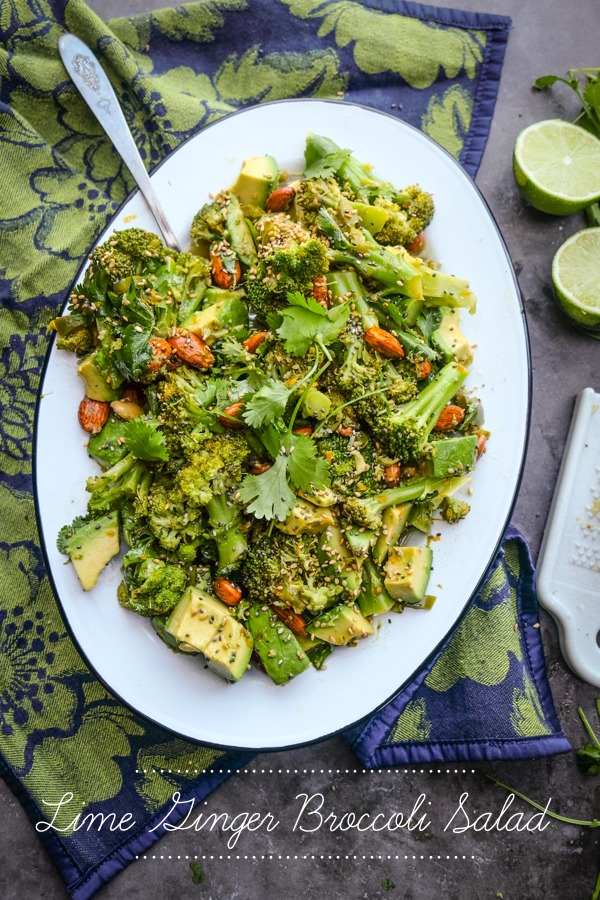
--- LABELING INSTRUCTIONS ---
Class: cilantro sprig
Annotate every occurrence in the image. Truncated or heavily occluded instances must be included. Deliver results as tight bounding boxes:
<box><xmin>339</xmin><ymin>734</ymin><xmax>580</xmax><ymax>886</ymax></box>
<box><xmin>275</xmin><ymin>291</ymin><xmax>350</xmax><ymax>356</ymax></box>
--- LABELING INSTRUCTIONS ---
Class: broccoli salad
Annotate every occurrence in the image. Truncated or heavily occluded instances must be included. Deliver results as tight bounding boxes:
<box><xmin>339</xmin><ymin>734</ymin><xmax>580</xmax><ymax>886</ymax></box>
<box><xmin>54</xmin><ymin>133</ymin><xmax>486</xmax><ymax>686</ymax></box>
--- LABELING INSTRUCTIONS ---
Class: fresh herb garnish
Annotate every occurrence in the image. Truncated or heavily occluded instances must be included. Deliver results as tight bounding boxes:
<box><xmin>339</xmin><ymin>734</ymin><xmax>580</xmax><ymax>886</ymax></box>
<box><xmin>534</xmin><ymin>68</ymin><xmax>600</xmax><ymax>137</ymax></box>
<box><xmin>276</xmin><ymin>291</ymin><xmax>350</xmax><ymax>356</ymax></box>
<box><xmin>122</xmin><ymin>417</ymin><xmax>169</xmax><ymax>462</ymax></box>
<box><xmin>189</xmin><ymin>860</ymin><xmax>205</xmax><ymax>884</ymax></box>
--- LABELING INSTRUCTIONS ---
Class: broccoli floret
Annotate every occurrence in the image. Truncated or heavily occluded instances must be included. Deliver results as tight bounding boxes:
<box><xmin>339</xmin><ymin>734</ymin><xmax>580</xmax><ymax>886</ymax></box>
<box><xmin>373</xmin><ymin>189</ymin><xmax>434</xmax><ymax>248</ymax></box>
<box><xmin>245</xmin><ymin>237</ymin><xmax>330</xmax><ymax>316</ymax></box>
<box><xmin>440</xmin><ymin>495</ymin><xmax>471</xmax><ymax>524</ymax></box>
<box><xmin>241</xmin><ymin>530</ymin><xmax>341</xmax><ymax>613</ymax></box>
<box><xmin>174</xmin><ymin>433</ymin><xmax>250</xmax><ymax>506</ymax></box>
<box><xmin>317</xmin><ymin>208</ymin><xmax>423</xmax><ymax>300</ymax></box>
<box><xmin>342</xmin><ymin>475</ymin><xmax>449</xmax><ymax>532</ymax></box>
<box><xmin>56</xmin><ymin>327</ymin><xmax>95</xmax><ymax>356</ymax></box>
<box><xmin>118</xmin><ymin>553</ymin><xmax>187</xmax><ymax>616</ymax></box>
<box><xmin>143</xmin><ymin>478</ymin><xmax>205</xmax><ymax>555</ymax></box>
<box><xmin>86</xmin><ymin>453</ymin><xmax>152</xmax><ymax>513</ymax></box>
<box><xmin>190</xmin><ymin>198</ymin><xmax>227</xmax><ymax>244</ymax></box>
<box><xmin>154</xmin><ymin>368</ymin><xmax>228</xmax><ymax>438</ymax></box>
<box><xmin>294</xmin><ymin>177</ymin><xmax>359</xmax><ymax>230</ymax></box>
<box><xmin>372</xmin><ymin>361</ymin><xmax>469</xmax><ymax>463</ymax></box>
<box><xmin>89</xmin><ymin>228</ymin><xmax>168</xmax><ymax>284</ymax></box>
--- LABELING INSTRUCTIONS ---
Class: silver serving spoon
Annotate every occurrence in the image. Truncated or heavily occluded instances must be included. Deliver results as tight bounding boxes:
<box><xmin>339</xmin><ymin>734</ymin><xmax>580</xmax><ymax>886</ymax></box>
<box><xmin>58</xmin><ymin>33</ymin><xmax>181</xmax><ymax>251</ymax></box>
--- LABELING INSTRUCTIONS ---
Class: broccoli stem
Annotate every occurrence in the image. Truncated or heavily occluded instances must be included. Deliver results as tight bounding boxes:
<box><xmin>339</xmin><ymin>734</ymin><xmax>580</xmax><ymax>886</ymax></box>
<box><xmin>86</xmin><ymin>453</ymin><xmax>151</xmax><ymax>512</ymax></box>
<box><xmin>205</xmin><ymin>492</ymin><xmax>248</xmax><ymax>572</ymax></box>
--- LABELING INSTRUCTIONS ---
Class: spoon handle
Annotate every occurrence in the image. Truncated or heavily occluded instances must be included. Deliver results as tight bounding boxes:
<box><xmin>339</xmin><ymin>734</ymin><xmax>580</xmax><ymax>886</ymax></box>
<box><xmin>58</xmin><ymin>33</ymin><xmax>181</xmax><ymax>251</ymax></box>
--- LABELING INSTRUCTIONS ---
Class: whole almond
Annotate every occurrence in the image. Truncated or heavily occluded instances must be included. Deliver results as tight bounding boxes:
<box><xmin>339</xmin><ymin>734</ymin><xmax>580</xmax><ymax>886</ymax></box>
<box><xmin>364</xmin><ymin>326</ymin><xmax>405</xmax><ymax>359</ymax></box>
<box><xmin>213</xmin><ymin>578</ymin><xmax>243</xmax><ymax>606</ymax></box>
<box><xmin>266</xmin><ymin>185</ymin><xmax>296</xmax><ymax>212</ymax></box>
<box><xmin>433</xmin><ymin>404</ymin><xmax>466</xmax><ymax>432</ymax></box>
<box><xmin>211</xmin><ymin>250</ymin><xmax>241</xmax><ymax>289</ymax></box>
<box><xmin>147</xmin><ymin>337</ymin><xmax>172</xmax><ymax>372</ymax></box>
<box><xmin>242</xmin><ymin>331</ymin><xmax>269</xmax><ymax>353</ymax></box>
<box><xmin>78</xmin><ymin>397</ymin><xmax>109</xmax><ymax>434</ymax></box>
<box><xmin>312</xmin><ymin>275</ymin><xmax>330</xmax><ymax>308</ymax></box>
<box><xmin>168</xmin><ymin>330</ymin><xmax>215</xmax><ymax>369</ymax></box>
<box><xmin>272</xmin><ymin>605</ymin><xmax>308</xmax><ymax>638</ymax></box>
<box><xmin>384</xmin><ymin>462</ymin><xmax>401</xmax><ymax>487</ymax></box>
<box><xmin>219</xmin><ymin>401</ymin><xmax>245</xmax><ymax>429</ymax></box>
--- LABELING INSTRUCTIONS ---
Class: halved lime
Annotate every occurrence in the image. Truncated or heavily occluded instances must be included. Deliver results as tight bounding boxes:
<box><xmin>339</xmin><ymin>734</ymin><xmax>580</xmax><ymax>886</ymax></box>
<box><xmin>552</xmin><ymin>227</ymin><xmax>600</xmax><ymax>335</ymax></box>
<box><xmin>513</xmin><ymin>120</ymin><xmax>600</xmax><ymax>215</ymax></box>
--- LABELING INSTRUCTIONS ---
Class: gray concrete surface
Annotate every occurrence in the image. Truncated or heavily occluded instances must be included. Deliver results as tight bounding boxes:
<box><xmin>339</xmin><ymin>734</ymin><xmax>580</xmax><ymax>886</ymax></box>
<box><xmin>1</xmin><ymin>0</ymin><xmax>599</xmax><ymax>897</ymax></box>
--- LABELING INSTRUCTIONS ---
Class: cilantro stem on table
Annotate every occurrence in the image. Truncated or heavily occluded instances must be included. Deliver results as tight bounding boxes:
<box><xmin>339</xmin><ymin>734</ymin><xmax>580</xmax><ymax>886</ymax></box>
<box><xmin>485</xmin><ymin>775</ymin><xmax>600</xmax><ymax>827</ymax></box>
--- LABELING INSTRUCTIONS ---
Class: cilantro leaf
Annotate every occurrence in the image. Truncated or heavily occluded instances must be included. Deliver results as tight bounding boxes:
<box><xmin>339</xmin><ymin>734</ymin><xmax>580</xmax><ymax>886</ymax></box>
<box><xmin>304</xmin><ymin>149</ymin><xmax>351</xmax><ymax>179</ymax></box>
<box><xmin>112</xmin><ymin>324</ymin><xmax>153</xmax><ymax>380</ymax></box>
<box><xmin>287</xmin><ymin>434</ymin><xmax>330</xmax><ymax>492</ymax></box>
<box><xmin>242</xmin><ymin>379</ymin><xmax>292</xmax><ymax>428</ymax></box>
<box><xmin>277</xmin><ymin>295</ymin><xmax>350</xmax><ymax>356</ymax></box>
<box><xmin>123</xmin><ymin>417</ymin><xmax>169</xmax><ymax>462</ymax></box>
<box><xmin>189</xmin><ymin>860</ymin><xmax>205</xmax><ymax>885</ymax></box>
<box><xmin>238</xmin><ymin>455</ymin><xmax>296</xmax><ymax>521</ymax></box>
<box><xmin>286</xmin><ymin>290</ymin><xmax>329</xmax><ymax>317</ymax></box>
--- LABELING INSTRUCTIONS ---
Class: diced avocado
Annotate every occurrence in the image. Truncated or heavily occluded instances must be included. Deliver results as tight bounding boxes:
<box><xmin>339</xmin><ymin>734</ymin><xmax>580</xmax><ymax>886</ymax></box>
<box><xmin>407</xmin><ymin>502</ymin><xmax>434</xmax><ymax>534</ymax></box>
<box><xmin>353</xmin><ymin>201</ymin><xmax>389</xmax><ymax>236</ymax></box>
<box><xmin>245</xmin><ymin>603</ymin><xmax>310</xmax><ymax>684</ymax></box>
<box><xmin>276</xmin><ymin>499</ymin><xmax>335</xmax><ymax>535</ymax></box>
<box><xmin>357</xmin><ymin>558</ymin><xmax>394</xmax><ymax>617</ymax></box>
<box><xmin>297</xmin><ymin>486</ymin><xmax>338</xmax><ymax>508</ymax></box>
<box><xmin>63</xmin><ymin>511</ymin><xmax>120</xmax><ymax>591</ymax></box>
<box><xmin>165</xmin><ymin>586</ymin><xmax>229</xmax><ymax>652</ymax></box>
<box><xmin>151</xmin><ymin>616</ymin><xmax>192</xmax><ymax>653</ymax></box>
<box><xmin>429</xmin><ymin>435</ymin><xmax>477</xmax><ymax>477</ymax></box>
<box><xmin>372</xmin><ymin>504</ymin><xmax>412</xmax><ymax>565</ymax></box>
<box><xmin>224</xmin><ymin>193</ymin><xmax>257</xmax><ymax>266</ymax></box>
<box><xmin>230</xmin><ymin>155</ymin><xmax>279</xmax><ymax>208</ymax></box>
<box><xmin>87</xmin><ymin>414</ymin><xmax>129</xmax><ymax>469</ymax></box>
<box><xmin>181</xmin><ymin>291</ymin><xmax>248</xmax><ymax>343</ymax></box>
<box><xmin>202</xmin><ymin>613</ymin><xmax>254</xmax><ymax>682</ymax></box>
<box><xmin>77</xmin><ymin>350</ymin><xmax>120</xmax><ymax>402</ymax></box>
<box><xmin>317</xmin><ymin>525</ymin><xmax>362</xmax><ymax>597</ymax></box>
<box><xmin>306</xmin><ymin>603</ymin><xmax>375</xmax><ymax>646</ymax></box>
<box><xmin>305</xmin><ymin>641</ymin><xmax>332</xmax><ymax>670</ymax></box>
<box><xmin>384</xmin><ymin>546</ymin><xmax>433</xmax><ymax>605</ymax></box>
<box><xmin>431</xmin><ymin>308</ymin><xmax>473</xmax><ymax>365</ymax></box>
<box><xmin>345</xmin><ymin>525</ymin><xmax>376</xmax><ymax>559</ymax></box>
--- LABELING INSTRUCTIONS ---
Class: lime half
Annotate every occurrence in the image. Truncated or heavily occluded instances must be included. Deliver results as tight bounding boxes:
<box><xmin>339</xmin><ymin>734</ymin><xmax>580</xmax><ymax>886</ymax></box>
<box><xmin>552</xmin><ymin>227</ymin><xmax>600</xmax><ymax>335</ymax></box>
<box><xmin>513</xmin><ymin>120</ymin><xmax>600</xmax><ymax>215</ymax></box>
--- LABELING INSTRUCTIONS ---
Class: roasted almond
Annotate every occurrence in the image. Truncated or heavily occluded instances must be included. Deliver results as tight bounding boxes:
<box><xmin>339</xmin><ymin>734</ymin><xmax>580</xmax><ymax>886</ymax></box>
<box><xmin>168</xmin><ymin>330</ymin><xmax>215</xmax><ymax>369</ymax></box>
<box><xmin>266</xmin><ymin>185</ymin><xmax>296</xmax><ymax>212</ymax></box>
<box><xmin>147</xmin><ymin>337</ymin><xmax>172</xmax><ymax>372</ymax></box>
<box><xmin>242</xmin><ymin>331</ymin><xmax>269</xmax><ymax>353</ymax></box>
<box><xmin>407</xmin><ymin>231</ymin><xmax>425</xmax><ymax>256</ymax></box>
<box><xmin>78</xmin><ymin>397</ymin><xmax>109</xmax><ymax>434</ymax></box>
<box><xmin>273</xmin><ymin>605</ymin><xmax>308</xmax><ymax>638</ymax></box>
<box><xmin>248</xmin><ymin>461</ymin><xmax>271</xmax><ymax>475</ymax></box>
<box><xmin>219</xmin><ymin>401</ymin><xmax>245</xmax><ymax>429</ymax></box>
<box><xmin>433</xmin><ymin>404</ymin><xmax>466</xmax><ymax>432</ymax></box>
<box><xmin>476</xmin><ymin>433</ymin><xmax>487</xmax><ymax>459</ymax></box>
<box><xmin>312</xmin><ymin>275</ymin><xmax>330</xmax><ymax>308</ymax></box>
<box><xmin>415</xmin><ymin>358</ymin><xmax>431</xmax><ymax>380</ymax></box>
<box><xmin>384</xmin><ymin>462</ymin><xmax>401</xmax><ymax>487</ymax></box>
<box><xmin>210</xmin><ymin>250</ymin><xmax>241</xmax><ymax>289</ymax></box>
<box><xmin>364</xmin><ymin>326</ymin><xmax>405</xmax><ymax>359</ymax></box>
<box><xmin>213</xmin><ymin>578</ymin><xmax>243</xmax><ymax>606</ymax></box>
<box><xmin>120</xmin><ymin>384</ymin><xmax>145</xmax><ymax>405</ymax></box>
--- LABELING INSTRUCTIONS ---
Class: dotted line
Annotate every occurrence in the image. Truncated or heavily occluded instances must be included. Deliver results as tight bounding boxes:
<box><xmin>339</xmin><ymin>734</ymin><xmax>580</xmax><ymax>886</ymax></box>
<box><xmin>135</xmin><ymin>768</ymin><xmax>477</xmax><ymax>776</ymax></box>
<box><xmin>136</xmin><ymin>854</ymin><xmax>477</xmax><ymax>861</ymax></box>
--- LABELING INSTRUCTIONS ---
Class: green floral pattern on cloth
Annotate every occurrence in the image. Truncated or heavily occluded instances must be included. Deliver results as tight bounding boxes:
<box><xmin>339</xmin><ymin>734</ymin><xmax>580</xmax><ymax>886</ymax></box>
<box><xmin>0</xmin><ymin>1</ymin><xmax>531</xmax><ymax>896</ymax></box>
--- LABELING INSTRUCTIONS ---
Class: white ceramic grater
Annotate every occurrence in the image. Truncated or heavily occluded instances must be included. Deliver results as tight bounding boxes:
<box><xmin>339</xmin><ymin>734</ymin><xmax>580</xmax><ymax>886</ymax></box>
<box><xmin>537</xmin><ymin>387</ymin><xmax>600</xmax><ymax>688</ymax></box>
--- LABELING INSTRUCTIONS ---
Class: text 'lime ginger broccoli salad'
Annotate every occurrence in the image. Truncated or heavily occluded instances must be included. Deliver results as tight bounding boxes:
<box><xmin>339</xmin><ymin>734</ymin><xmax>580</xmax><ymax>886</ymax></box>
<box><xmin>53</xmin><ymin>133</ymin><xmax>486</xmax><ymax>686</ymax></box>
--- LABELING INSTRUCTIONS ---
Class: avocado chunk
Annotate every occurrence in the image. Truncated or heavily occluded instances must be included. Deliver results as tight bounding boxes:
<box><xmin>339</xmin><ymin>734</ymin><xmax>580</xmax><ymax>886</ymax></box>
<box><xmin>372</xmin><ymin>504</ymin><xmax>412</xmax><ymax>565</ymax></box>
<box><xmin>276</xmin><ymin>499</ymin><xmax>336</xmax><ymax>535</ymax></box>
<box><xmin>224</xmin><ymin>193</ymin><xmax>257</xmax><ymax>266</ymax></box>
<box><xmin>431</xmin><ymin>308</ymin><xmax>473</xmax><ymax>365</ymax></box>
<box><xmin>77</xmin><ymin>350</ymin><xmax>120</xmax><ymax>402</ymax></box>
<box><xmin>202</xmin><ymin>613</ymin><xmax>254</xmax><ymax>682</ymax></box>
<box><xmin>151</xmin><ymin>616</ymin><xmax>192</xmax><ymax>654</ymax></box>
<box><xmin>384</xmin><ymin>546</ymin><xmax>433</xmax><ymax>605</ymax></box>
<box><xmin>61</xmin><ymin>511</ymin><xmax>120</xmax><ymax>591</ymax></box>
<box><xmin>245</xmin><ymin>603</ymin><xmax>310</xmax><ymax>685</ymax></box>
<box><xmin>306</xmin><ymin>603</ymin><xmax>375</xmax><ymax>646</ymax></box>
<box><xmin>87</xmin><ymin>414</ymin><xmax>129</xmax><ymax>469</ymax></box>
<box><xmin>429</xmin><ymin>435</ymin><xmax>477</xmax><ymax>477</ymax></box>
<box><xmin>317</xmin><ymin>525</ymin><xmax>362</xmax><ymax>597</ymax></box>
<box><xmin>230</xmin><ymin>155</ymin><xmax>279</xmax><ymax>208</ymax></box>
<box><xmin>165</xmin><ymin>586</ymin><xmax>229</xmax><ymax>652</ymax></box>
<box><xmin>181</xmin><ymin>290</ymin><xmax>248</xmax><ymax>343</ymax></box>
<box><xmin>344</xmin><ymin>525</ymin><xmax>376</xmax><ymax>559</ymax></box>
<box><xmin>357</xmin><ymin>558</ymin><xmax>394</xmax><ymax>617</ymax></box>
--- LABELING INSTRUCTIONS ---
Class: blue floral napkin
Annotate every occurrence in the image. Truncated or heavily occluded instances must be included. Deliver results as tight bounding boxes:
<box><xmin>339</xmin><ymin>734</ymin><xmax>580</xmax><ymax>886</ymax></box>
<box><xmin>0</xmin><ymin>1</ymin><xmax>568</xmax><ymax>898</ymax></box>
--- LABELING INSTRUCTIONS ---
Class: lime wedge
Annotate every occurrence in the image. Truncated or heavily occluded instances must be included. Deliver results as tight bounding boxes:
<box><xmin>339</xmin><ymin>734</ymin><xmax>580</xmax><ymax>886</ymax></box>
<box><xmin>513</xmin><ymin>120</ymin><xmax>600</xmax><ymax>215</ymax></box>
<box><xmin>552</xmin><ymin>227</ymin><xmax>600</xmax><ymax>335</ymax></box>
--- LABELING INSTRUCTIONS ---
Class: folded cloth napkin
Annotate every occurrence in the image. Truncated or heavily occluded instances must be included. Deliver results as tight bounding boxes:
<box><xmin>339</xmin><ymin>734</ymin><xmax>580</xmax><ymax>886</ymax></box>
<box><xmin>0</xmin><ymin>1</ymin><xmax>569</xmax><ymax>897</ymax></box>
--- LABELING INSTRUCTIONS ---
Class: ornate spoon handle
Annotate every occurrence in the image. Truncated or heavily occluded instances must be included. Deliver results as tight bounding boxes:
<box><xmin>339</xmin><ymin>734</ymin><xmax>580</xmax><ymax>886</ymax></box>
<box><xmin>58</xmin><ymin>33</ymin><xmax>181</xmax><ymax>251</ymax></box>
